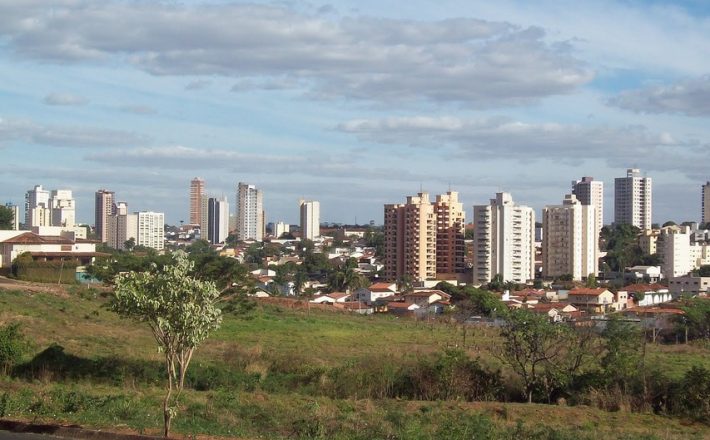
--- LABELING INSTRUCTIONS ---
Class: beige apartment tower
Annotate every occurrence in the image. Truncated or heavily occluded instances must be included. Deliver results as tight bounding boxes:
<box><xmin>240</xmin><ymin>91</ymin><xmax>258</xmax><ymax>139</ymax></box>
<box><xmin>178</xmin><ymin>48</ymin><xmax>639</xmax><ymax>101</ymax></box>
<box><xmin>473</xmin><ymin>192</ymin><xmax>535</xmax><ymax>284</ymax></box>
<box><xmin>95</xmin><ymin>189</ymin><xmax>115</xmax><ymax>243</ymax></box>
<box><xmin>542</xmin><ymin>194</ymin><xmax>597</xmax><ymax>280</ymax></box>
<box><xmin>434</xmin><ymin>191</ymin><xmax>466</xmax><ymax>278</ymax></box>
<box><xmin>614</xmin><ymin>168</ymin><xmax>652</xmax><ymax>230</ymax></box>
<box><xmin>384</xmin><ymin>192</ymin><xmax>437</xmax><ymax>282</ymax></box>
<box><xmin>190</xmin><ymin>177</ymin><xmax>205</xmax><ymax>226</ymax></box>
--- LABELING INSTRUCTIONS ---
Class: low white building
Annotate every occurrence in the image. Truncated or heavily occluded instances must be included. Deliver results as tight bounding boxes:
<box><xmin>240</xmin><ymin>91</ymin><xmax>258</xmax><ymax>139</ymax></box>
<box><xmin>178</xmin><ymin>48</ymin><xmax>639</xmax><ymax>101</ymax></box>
<box><xmin>0</xmin><ymin>231</ymin><xmax>101</xmax><ymax>268</ymax></box>
<box><xmin>619</xmin><ymin>284</ymin><xmax>672</xmax><ymax>307</ymax></box>
<box><xmin>625</xmin><ymin>265</ymin><xmax>662</xmax><ymax>283</ymax></box>
<box><xmin>354</xmin><ymin>282</ymin><xmax>397</xmax><ymax>304</ymax></box>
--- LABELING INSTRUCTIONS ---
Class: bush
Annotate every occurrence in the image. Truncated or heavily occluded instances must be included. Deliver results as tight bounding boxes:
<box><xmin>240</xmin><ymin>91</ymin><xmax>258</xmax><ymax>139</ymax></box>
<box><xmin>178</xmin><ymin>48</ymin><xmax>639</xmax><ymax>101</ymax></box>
<box><xmin>0</xmin><ymin>323</ymin><xmax>25</xmax><ymax>375</ymax></box>
<box><xmin>674</xmin><ymin>366</ymin><xmax>710</xmax><ymax>422</ymax></box>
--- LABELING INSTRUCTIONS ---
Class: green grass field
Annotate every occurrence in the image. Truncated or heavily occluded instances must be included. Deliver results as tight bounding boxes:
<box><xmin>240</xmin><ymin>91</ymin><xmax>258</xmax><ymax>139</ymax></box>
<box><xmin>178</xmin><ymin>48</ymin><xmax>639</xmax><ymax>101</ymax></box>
<box><xmin>1</xmin><ymin>284</ymin><xmax>709</xmax><ymax>439</ymax></box>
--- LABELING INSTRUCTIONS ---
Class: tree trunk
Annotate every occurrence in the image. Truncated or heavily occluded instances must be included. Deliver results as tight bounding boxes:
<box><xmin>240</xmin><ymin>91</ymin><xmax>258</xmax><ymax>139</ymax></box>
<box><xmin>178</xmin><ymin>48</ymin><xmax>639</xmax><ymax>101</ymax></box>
<box><xmin>163</xmin><ymin>389</ymin><xmax>172</xmax><ymax>438</ymax></box>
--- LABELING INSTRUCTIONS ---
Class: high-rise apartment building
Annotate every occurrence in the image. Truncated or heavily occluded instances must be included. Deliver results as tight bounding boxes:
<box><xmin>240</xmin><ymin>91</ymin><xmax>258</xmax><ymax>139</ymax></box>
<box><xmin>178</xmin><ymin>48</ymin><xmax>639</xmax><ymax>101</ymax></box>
<box><xmin>658</xmin><ymin>226</ymin><xmax>694</xmax><ymax>278</ymax></box>
<box><xmin>189</xmin><ymin>178</ymin><xmax>205</xmax><ymax>226</ymax></box>
<box><xmin>207</xmin><ymin>197</ymin><xmax>230</xmax><ymax>244</ymax></box>
<box><xmin>299</xmin><ymin>200</ymin><xmax>320</xmax><ymax>241</ymax></box>
<box><xmin>572</xmin><ymin>176</ymin><xmax>603</xmax><ymax>239</ymax></box>
<box><xmin>702</xmin><ymin>182</ymin><xmax>710</xmax><ymax>224</ymax></box>
<box><xmin>274</xmin><ymin>221</ymin><xmax>290</xmax><ymax>238</ymax></box>
<box><xmin>24</xmin><ymin>185</ymin><xmax>50</xmax><ymax>228</ymax></box>
<box><xmin>236</xmin><ymin>183</ymin><xmax>263</xmax><ymax>241</ymax></box>
<box><xmin>135</xmin><ymin>211</ymin><xmax>164</xmax><ymax>251</ymax></box>
<box><xmin>95</xmin><ymin>189</ymin><xmax>115</xmax><ymax>243</ymax></box>
<box><xmin>434</xmin><ymin>191</ymin><xmax>466</xmax><ymax>278</ymax></box>
<box><xmin>614</xmin><ymin>168</ymin><xmax>652</xmax><ymax>230</ymax></box>
<box><xmin>473</xmin><ymin>192</ymin><xmax>535</xmax><ymax>284</ymax></box>
<box><xmin>542</xmin><ymin>194</ymin><xmax>597</xmax><ymax>280</ymax></box>
<box><xmin>200</xmin><ymin>197</ymin><xmax>210</xmax><ymax>240</ymax></box>
<box><xmin>107</xmin><ymin>202</ymin><xmax>137</xmax><ymax>250</ymax></box>
<box><xmin>384</xmin><ymin>192</ymin><xmax>436</xmax><ymax>282</ymax></box>
<box><xmin>49</xmin><ymin>189</ymin><xmax>76</xmax><ymax>228</ymax></box>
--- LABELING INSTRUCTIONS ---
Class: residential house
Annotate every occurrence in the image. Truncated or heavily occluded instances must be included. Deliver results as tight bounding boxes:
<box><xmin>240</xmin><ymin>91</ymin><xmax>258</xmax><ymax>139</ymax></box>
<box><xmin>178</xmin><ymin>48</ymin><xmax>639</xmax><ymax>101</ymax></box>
<box><xmin>355</xmin><ymin>282</ymin><xmax>398</xmax><ymax>304</ymax></box>
<box><xmin>402</xmin><ymin>289</ymin><xmax>451</xmax><ymax>307</ymax></box>
<box><xmin>386</xmin><ymin>301</ymin><xmax>421</xmax><ymax>317</ymax></box>
<box><xmin>310</xmin><ymin>292</ymin><xmax>351</xmax><ymax>304</ymax></box>
<box><xmin>0</xmin><ymin>231</ymin><xmax>103</xmax><ymax>269</ymax></box>
<box><xmin>565</xmin><ymin>287</ymin><xmax>615</xmax><ymax>315</ymax></box>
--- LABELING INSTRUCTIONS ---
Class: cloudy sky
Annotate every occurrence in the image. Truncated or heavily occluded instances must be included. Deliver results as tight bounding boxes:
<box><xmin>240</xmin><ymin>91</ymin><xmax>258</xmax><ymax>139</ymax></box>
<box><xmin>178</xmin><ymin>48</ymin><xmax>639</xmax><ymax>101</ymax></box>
<box><xmin>1</xmin><ymin>0</ymin><xmax>709</xmax><ymax>226</ymax></box>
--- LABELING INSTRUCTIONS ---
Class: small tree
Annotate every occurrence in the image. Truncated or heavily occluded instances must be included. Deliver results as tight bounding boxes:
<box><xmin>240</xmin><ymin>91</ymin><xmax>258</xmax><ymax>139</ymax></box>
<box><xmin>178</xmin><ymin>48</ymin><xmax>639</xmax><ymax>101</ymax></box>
<box><xmin>0</xmin><ymin>205</ymin><xmax>14</xmax><ymax>230</ymax></box>
<box><xmin>497</xmin><ymin>309</ymin><xmax>593</xmax><ymax>403</ymax></box>
<box><xmin>0</xmin><ymin>323</ymin><xmax>25</xmax><ymax>375</ymax></box>
<box><xmin>110</xmin><ymin>251</ymin><xmax>222</xmax><ymax>437</ymax></box>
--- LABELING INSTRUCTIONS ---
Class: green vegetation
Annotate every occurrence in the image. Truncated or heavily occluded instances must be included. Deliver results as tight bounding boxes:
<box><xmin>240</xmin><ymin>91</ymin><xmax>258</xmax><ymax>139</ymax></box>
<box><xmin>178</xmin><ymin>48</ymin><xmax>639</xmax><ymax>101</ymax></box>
<box><xmin>1</xmin><ymin>281</ymin><xmax>710</xmax><ymax>438</ymax></box>
<box><xmin>110</xmin><ymin>251</ymin><xmax>222</xmax><ymax>437</ymax></box>
<box><xmin>601</xmin><ymin>224</ymin><xmax>661</xmax><ymax>272</ymax></box>
<box><xmin>0</xmin><ymin>205</ymin><xmax>14</xmax><ymax>230</ymax></box>
<box><xmin>0</xmin><ymin>323</ymin><xmax>26</xmax><ymax>375</ymax></box>
<box><xmin>10</xmin><ymin>252</ymin><xmax>79</xmax><ymax>284</ymax></box>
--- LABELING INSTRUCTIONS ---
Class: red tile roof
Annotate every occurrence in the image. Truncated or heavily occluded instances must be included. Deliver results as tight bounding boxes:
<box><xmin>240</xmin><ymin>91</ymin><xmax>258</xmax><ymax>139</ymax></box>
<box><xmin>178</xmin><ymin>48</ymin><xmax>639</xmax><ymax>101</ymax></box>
<box><xmin>387</xmin><ymin>302</ymin><xmax>418</xmax><ymax>309</ymax></box>
<box><xmin>327</xmin><ymin>292</ymin><xmax>350</xmax><ymax>300</ymax></box>
<box><xmin>1</xmin><ymin>232</ymin><xmax>74</xmax><ymax>245</ymax></box>
<box><xmin>369</xmin><ymin>282</ymin><xmax>396</xmax><ymax>292</ymax></box>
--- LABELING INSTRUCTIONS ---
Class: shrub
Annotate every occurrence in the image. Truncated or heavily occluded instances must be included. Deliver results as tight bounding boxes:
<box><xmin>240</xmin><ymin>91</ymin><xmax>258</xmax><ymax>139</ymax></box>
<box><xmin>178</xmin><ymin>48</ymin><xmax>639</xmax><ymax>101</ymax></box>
<box><xmin>0</xmin><ymin>323</ymin><xmax>25</xmax><ymax>375</ymax></box>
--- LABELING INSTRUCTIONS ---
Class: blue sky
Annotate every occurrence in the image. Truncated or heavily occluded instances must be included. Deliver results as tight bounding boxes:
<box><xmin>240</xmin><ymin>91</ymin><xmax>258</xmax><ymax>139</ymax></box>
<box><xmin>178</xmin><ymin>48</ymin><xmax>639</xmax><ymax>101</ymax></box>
<box><xmin>1</xmin><ymin>0</ymin><xmax>709</xmax><ymax>226</ymax></box>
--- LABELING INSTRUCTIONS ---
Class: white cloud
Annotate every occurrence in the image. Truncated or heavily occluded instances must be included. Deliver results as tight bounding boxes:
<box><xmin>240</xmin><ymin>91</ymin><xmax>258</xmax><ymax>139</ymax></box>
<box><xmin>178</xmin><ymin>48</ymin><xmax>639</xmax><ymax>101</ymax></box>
<box><xmin>0</xmin><ymin>117</ymin><xmax>147</xmax><ymax>148</ymax></box>
<box><xmin>609</xmin><ymin>75</ymin><xmax>710</xmax><ymax>117</ymax></box>
<box><xmin>339</xmin><ymin>115</ymin><xmax>709</xmax><ymax>180</ymax></box>
<box><xmin>117</xmin><ymin>105</ymin><xmax>157</xmax><ymax>115</ymax></box>
<box><xmin>0</xmin><ymin>1</ymin><xmax>593</xmax><ymax>107</ymax></box>
<box><xmin>43</xmin><ymin>92</ymin><xmax>88</xmax><ymax>106</ymax></box>
<box><xmin>84</xmin><ymin>145</ymin><xmax>425</xmax><ymax>182</ymax></box>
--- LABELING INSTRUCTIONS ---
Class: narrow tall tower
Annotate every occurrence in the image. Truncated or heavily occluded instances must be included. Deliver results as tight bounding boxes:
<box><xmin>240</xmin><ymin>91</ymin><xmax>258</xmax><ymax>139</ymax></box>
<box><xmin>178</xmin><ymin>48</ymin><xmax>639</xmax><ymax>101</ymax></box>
<box><xmin>614</xmin><ymin>168</ymin><xmax>652</xmax><ymax>230</ymax></box>
<box><xmin>572</xmin><ymin>176</ymin><xmax>603</xmax><ymax>241</ymax></box>
<box><xmin>236</xmin><ymin>182</ymin><xmax>263</xmax><ymax>241</ymax></box>
<box><xmin>208</xmin><ymin>196</ymin><xmax>230</xmax><ymax>244</ymax></box>
<box><xmin>299</xmin><ymin>200</ymin><xmax>320</xmax><ymax>241</ymax></box>
<box><xmin>95</xmin><ymin>189</ymin><xmax>115</xmax><ymax>243</ymax></box>
<box><xmin>189</xmin><ymin>178</ymin><xmax>205</xmax><ymax>226</ymax></box>
<box><xmin>702</xmin><ymin>182</ymin><xmax>710</xmax><ymax>225</ymax></box>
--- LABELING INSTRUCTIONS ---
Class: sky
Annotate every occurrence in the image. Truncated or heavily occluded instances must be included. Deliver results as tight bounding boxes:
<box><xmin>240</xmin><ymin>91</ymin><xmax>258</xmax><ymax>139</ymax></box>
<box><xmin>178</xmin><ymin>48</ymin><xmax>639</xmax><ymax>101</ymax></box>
<box><xmin>1</xmin><ymin>0</ymin><xmax>709</xmax><ymax>227</ymax></box>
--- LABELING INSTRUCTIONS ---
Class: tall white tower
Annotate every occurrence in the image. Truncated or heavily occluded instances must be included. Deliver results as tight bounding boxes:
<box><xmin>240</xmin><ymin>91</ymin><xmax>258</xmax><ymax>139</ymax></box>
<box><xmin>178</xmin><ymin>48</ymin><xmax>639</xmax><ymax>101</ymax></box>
<box><xmin>299</xmin><ymin>199</ymin><xmax>320</xmax><ymax>241</ymax></box>
<box><xmin>236</xmin><ymin>182</ymin><xmax>263</xmax><ymax>241</ymax></box>
<box><xmin>472</xmin><ymin>192</ymin><xmax>535</xmax><ymax>284</ymax></box>
<box><xmin>614</xmin><ymin>168</ymin><xmax>652</xmax><ymax>230</ymax></box>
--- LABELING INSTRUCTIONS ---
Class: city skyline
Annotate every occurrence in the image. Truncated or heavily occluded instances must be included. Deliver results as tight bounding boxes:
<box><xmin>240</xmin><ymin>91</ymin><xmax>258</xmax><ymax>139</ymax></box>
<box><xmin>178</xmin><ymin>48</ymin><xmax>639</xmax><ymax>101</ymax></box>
<box><xmin>1</xmin><ymin>1</ymin><xmax>709</xmax><ymax>225</ymax></box>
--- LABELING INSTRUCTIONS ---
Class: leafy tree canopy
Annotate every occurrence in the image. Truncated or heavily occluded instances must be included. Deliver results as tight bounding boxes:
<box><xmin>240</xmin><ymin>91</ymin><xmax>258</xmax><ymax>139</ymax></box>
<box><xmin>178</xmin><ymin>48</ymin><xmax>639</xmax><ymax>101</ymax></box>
<box><xmin>110</xmin><ymin>251</ymin><xmax>222</xmax><ymax>437</ymax></box>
